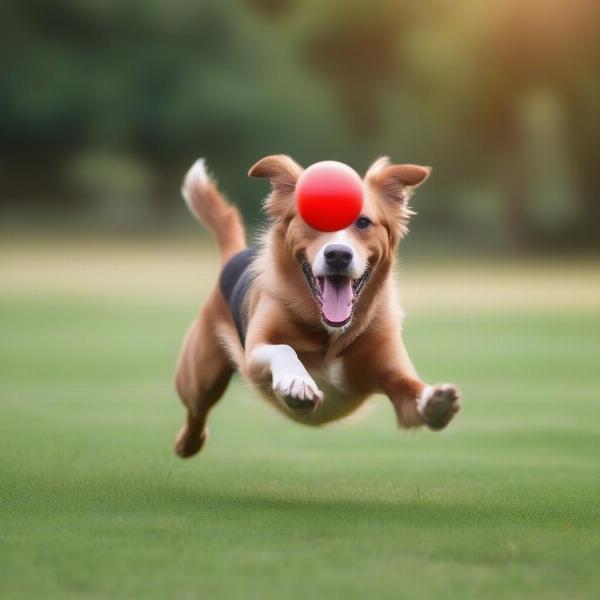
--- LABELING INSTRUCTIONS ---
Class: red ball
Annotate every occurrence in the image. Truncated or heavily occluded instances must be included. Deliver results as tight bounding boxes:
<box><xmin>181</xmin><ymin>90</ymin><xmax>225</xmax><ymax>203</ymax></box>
<box><xmin>296</xmin><ymin>161</ymin><xmax>363</xmax><ymax>232</ymax></box>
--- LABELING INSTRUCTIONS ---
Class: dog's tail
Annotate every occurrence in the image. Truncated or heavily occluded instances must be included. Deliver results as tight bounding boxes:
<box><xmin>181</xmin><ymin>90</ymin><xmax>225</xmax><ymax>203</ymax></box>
<box><xmin>181</xmin><ymin>159</ymin><xmax>246</xmax><ymax>263</ymax></box>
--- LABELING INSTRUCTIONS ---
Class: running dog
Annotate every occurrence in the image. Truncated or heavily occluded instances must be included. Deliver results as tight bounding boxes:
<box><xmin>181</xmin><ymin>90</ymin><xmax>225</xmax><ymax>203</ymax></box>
<box><xmin>174</xmin><ymin>155</ymin><xmax>461</xmax><ymax>457</ymax></box>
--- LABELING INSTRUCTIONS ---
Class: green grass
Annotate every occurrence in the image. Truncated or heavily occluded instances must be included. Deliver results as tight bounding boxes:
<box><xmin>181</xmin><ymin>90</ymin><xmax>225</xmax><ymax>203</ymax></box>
<box><xmin>1</xmin><ymin>254</ymin><xmax>600</xmax><ymax>599</ymax></box>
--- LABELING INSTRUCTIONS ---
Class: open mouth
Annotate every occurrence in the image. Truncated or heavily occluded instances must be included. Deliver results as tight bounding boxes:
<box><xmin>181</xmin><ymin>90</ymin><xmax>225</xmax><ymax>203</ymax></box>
<box><xmin>302</xmin><ymin>261</ymin><xmax>371</xmax><ymax>328</ymax></box>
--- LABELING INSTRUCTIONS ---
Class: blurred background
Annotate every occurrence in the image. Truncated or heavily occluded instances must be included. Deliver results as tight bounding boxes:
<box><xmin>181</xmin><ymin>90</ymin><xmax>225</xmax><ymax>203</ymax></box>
<box><xmin>2</xmin><ymin>0</ymin><xmax>599</xmax><ymax>251</ymax></box>
<box><xmin>2</xmin><ymin>2</ymin><xmax>600</xmax><ymax>598</ymax></box>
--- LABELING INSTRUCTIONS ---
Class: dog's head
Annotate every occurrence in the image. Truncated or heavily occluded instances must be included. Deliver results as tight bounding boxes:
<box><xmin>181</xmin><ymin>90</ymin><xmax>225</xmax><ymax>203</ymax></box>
<box><xmin>249</xmin><ymin>155</ymin><xmax>430</xmax><ymax>331</ymax></box>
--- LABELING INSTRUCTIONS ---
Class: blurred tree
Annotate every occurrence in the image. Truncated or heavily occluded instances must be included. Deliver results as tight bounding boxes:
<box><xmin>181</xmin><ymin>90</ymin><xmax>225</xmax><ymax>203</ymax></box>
<box><xmin>1</xmin><ymin>0</ymin><xmax>599</xmax><ymax>250</ymax></box>
<box><xmin>300</xmin><ymin>0</ymin><xmax>413</xmax><ymax>137</ymax></box>
<box><xmin>461</xmin><ymin>0</ymin><xmax>600</xmax><ymax>247</ymax></box>
<box><xmin>0</xmin><ymin>0</ymin><xmax>331</xmax><ymax>224</ymax></box>
<box><xmin>244</xmin><ymin>0</ymin><xmax>296</xmax><ymax>19</ymax></box>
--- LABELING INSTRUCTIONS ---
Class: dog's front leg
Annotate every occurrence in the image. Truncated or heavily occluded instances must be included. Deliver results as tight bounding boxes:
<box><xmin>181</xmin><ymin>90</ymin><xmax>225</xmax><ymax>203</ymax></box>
<box><xmin>361</xmin><ymin>336</ymin><xmax>461</xmax><ymax>430</ymax></box>
<box><xmin>247</xmin><ymin>344</ymin><xmax>324</xmax><ymax>409</ymax></box>
<box><xmin>382</xmin><ymin>373</ymin><xmax>459</xmax><ymax>430</ymax></box>
<box><xmin>244</xmin><ymin>296</ymin><xmax>324</xmax><ymax>410</ymax></box>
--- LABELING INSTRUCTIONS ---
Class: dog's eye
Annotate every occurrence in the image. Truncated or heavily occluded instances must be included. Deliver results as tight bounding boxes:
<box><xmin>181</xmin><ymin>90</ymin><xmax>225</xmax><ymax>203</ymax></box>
<box><xmin>355</xmin><ymin>216</ymin><xmax>372</xmax><ymax>230</ymax></box>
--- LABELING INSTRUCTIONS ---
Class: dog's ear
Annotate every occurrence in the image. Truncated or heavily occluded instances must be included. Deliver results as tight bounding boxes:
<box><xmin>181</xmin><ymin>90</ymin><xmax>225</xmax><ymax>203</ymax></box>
<box><xmin>366</xmin><ymin>157</ymin><xmax>431</xmax><ymax>242</ymax></box>
<box><xmin>248</xmin><ymin>154</ymin><xmax>303</xmax><ymax>220</ymax></box>
<box><xmin>366</xmin><ymin>157</ymin><xmax>431</xmax><ymax>204</ymax></box>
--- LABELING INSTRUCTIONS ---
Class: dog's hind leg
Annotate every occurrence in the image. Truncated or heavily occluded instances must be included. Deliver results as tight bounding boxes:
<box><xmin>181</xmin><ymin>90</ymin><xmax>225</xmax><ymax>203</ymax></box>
<box><xmin>174</xmin><ymin>292</ymin><xmax>233</xmax><ymax>458</ymax></box>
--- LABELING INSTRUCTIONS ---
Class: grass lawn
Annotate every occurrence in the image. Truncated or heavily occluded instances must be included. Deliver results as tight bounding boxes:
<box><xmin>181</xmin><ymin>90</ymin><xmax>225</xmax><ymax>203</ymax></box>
<box><xmin>1</xmin><ymin>240</ymin><xmax>599</xmax><ymax>599</ymax></box>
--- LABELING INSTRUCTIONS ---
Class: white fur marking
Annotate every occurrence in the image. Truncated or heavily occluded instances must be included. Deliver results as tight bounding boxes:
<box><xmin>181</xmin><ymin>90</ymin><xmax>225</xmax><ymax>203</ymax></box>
<box><xmin>181</xmin><ymin>158</ymin><xmax>209</xmax><ymax>218</ymax></box>
<box><xmin>251</xmin><ymin>344</ymin><xmax>324</xmax><ymax>403</ymax></box>
<box><xmin>327</xmin><ymin>359</ymin><xmax>347</xmax><ymax>390</ymax></box>
<box><xmin>417</xmin><ymin>385</ymin><xmax>435</xmax><ymax>415</ymax></box>
<box><xmin>312</xmin><ymin>229</ymin><xmax>366</xmax><ymax>279</ymax></box>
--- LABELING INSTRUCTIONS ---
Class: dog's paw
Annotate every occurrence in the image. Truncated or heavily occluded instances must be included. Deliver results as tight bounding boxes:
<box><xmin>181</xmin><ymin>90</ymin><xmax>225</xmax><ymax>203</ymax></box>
<box><xmin>418</xmin><ymin>384</ymin><xmax>461</xmax><ymax>430</ymax></box>
<box><xmin>273</xmin><ymin>371</ymin><xmax>324</xmax><ymax>410</ymax></box>
<box><xmin>174</xmin><ymin>425</ymin><xmax>208</xmax><ymax>458</ymax></box>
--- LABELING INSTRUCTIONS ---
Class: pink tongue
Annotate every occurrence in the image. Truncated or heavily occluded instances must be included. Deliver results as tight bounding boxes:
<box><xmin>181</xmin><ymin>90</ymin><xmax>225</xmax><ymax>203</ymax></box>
<box><xmin>322</xmin><ymin>276</ymin><xmax>353</xmax><ymax>324</ymax></box>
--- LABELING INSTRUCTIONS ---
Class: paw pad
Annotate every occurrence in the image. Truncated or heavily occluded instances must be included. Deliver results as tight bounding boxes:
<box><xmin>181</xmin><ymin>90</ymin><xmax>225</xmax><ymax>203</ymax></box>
<box><xmin>419</xmin><ymin>384</ymin><xmax>461</xmax><ymax>430</ymax></box>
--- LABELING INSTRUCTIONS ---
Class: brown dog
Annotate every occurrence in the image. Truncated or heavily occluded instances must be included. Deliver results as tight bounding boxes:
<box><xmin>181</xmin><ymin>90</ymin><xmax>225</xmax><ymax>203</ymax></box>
<box><xmin>174</xmin><ymin>155</ymin><xmax>460</xmax><ymax>458</ymax></box>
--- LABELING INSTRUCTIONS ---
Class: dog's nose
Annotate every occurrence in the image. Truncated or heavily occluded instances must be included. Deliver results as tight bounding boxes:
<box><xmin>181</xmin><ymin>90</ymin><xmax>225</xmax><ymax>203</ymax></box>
<box><xmin>324</xmin><ymin>244</ymin><xmax>353</xmax><ymax>271</ymax></box>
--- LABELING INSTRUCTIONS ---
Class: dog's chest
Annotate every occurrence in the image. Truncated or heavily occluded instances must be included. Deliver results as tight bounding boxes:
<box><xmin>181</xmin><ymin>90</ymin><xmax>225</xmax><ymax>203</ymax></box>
<box><xmin>283</xmin><ymin>358</ymin><xmax>368</xmax><ymax>425</ymax></box>
<box><xmin>311</xmin><ymin>359</ymin><xmax>353</xmax><ymax>404</ymax></box>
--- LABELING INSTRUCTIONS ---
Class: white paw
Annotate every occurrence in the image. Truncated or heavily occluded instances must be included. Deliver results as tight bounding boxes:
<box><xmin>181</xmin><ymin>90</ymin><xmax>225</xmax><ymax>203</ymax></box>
<box><xmin>417</xmin><ymin>384</ymin><xmax>461</xmax><ymax>430</ymax></box>
<box><xmin>273</xmin><ymin>370</ymin><xmax>324</xmax><ymax>410</ymax></box>
<box><xmin>251</xmin><ymin>344</ymin><xmax>325</xmax><ymax>410</ymax></box>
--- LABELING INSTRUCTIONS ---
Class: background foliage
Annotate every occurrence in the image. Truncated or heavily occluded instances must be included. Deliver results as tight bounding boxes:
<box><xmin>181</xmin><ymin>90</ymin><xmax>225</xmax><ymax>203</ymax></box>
<box><xmin>2</xmin><ymin>0</ymin><xmax>599</xmax><ymax>249</ymax></box>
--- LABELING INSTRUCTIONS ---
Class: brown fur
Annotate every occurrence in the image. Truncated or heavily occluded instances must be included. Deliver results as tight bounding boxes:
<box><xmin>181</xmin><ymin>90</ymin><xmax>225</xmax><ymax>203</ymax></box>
<box><xmin>174</xmin><ymin>155</ymin><xmax>460</xmax><ymax>458</ymax></box>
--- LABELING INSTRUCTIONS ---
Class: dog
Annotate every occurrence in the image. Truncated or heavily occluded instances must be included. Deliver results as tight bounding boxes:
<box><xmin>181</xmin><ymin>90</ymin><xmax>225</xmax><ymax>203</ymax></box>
<box><xmin>174</xmin><ymin>155</ymin><xmax>461</xmax><ymax>458</ymax></box>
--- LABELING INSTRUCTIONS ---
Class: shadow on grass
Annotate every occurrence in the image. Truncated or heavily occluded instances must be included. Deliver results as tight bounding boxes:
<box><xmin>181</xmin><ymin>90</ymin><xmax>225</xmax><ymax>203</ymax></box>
<box><xmin>6</xmin><ymin>466</ymin><xmax>596</xmax><ymax>533</ymax></box>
